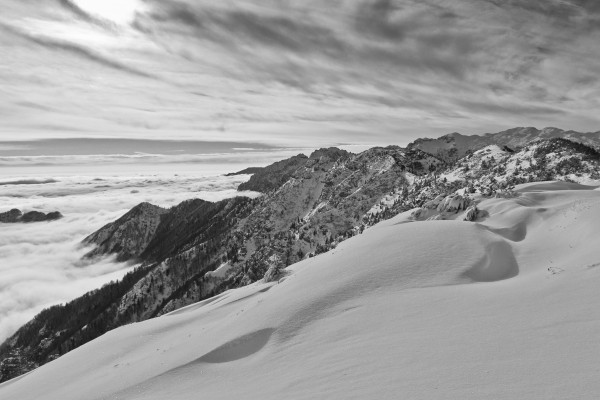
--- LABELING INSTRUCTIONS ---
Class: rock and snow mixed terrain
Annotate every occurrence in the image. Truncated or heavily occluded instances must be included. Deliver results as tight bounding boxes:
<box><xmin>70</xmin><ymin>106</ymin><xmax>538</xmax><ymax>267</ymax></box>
<box><xmin>1</xmin><ymin>128</ymin><xmax>600</xmax><ymax>397</ymax></box>
<box><xmin>409</xmin><ymin>127</ymin><xmax>600</xmax><ymax>161</ymax></box>
<box><xmin>1</xmin><ymin>181</ymin><xmax>600</xmax><ymax>399</ymax></box>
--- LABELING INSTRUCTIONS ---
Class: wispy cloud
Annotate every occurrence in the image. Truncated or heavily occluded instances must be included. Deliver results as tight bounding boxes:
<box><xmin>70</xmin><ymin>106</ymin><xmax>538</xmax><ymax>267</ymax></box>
<box><xmin>1</xmin><ymin>0</ymin><xmax>599</xmax><ymax>145</ymax></box>
<box><xmin>57</xmin><ymin>0</ymin><xmax>114</xmax><ymax>27</ymax></box>
<box><xmin>0</xmin><ymin>22</ymin><xmax>158</xmax><ymax>80</ymax></box>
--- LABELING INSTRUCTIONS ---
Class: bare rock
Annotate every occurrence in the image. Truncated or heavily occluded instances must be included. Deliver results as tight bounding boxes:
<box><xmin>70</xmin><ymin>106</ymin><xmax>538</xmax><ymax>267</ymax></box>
<box><xmin>0</xmin><ymin>209</ymin><xmax>62</xmax><ymax>223</ymax></box>
<box><xmin>0</xmin><ymin>209</ymin><xmax>22</xmax><ymax>223</ymax></box>
<box><xmin>423</xmin><ymin>195</ymin><xmax>446</xmax><ymax>209</ymax></box>
<box><xmin>463</xmin><ymin>205</ymin><xmax>479</xmax><ymax>222</ymax></box>
<box><xmin>21</xmin><ymin>211</ymin><xmax>50</xmax><ymax>222</ymax></box>
<box><xmin>437</xmin><ymin>194</ymin><xmax>470</xmax><ymax>213</ymax></box>
<box><xmin>410</xmin><ymin>208</ymin><xmax>424</xmax><ymax>220</ymax></box>
<box><xmin>263</xmin><ymin>265</ymin><xmax>282</xmax><ymax>283</ymax></box>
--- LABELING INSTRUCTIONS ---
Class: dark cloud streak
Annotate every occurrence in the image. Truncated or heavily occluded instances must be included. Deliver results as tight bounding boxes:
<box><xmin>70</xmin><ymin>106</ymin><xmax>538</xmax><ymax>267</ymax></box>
<box><xmin>0</xmin><ymin>22</ymin><xmax>159</xmax><ymax>80</ymax></box>
<box><xmin>142</xmin><ymin>2</ymin><xmax>348</xmax><ymax>56</ymax></box>
<box><xmin>57</xmin><ymin>0</ymin><xmax>117</xmax><ymax>29</ymax></box>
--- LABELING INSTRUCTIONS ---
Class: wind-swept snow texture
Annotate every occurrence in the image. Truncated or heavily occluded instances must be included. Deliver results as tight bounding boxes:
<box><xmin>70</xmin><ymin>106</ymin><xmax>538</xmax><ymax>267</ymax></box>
<box><xmin>2</xmin><ymin>182</ymin><xmax>600</xmax><ymax>400</ymax></box>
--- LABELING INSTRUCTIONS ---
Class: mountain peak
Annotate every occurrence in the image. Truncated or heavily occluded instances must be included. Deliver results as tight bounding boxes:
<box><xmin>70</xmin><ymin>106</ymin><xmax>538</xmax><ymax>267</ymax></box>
<box><xmin>83</xmin><ymin>202</ymin><xmax>168</xmax><ymax>262</ymax></box>
<box><xmin>309</xmin><ymin>147</ymin><xmax>349</xmax><ymax>161</ymax></box>
<box><xmin>541</xmin><ymin>126</ymin><xmax>562</xmax><ymax>131</ymax></box>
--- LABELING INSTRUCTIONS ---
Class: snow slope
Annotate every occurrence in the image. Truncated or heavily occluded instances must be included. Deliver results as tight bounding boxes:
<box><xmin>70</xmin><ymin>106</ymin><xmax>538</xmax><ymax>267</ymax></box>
<box><xmin>2</xmin><ymin>182</ymin><xmax>600</xmax><ymax>400</ymax></box>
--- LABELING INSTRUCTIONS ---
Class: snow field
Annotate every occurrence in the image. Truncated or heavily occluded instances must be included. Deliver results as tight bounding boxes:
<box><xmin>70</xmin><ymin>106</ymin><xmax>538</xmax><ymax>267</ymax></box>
<box><xmin>2</xmin><ymin>182</ymin><xmax>600</xmax><ymax>399</ymax></box>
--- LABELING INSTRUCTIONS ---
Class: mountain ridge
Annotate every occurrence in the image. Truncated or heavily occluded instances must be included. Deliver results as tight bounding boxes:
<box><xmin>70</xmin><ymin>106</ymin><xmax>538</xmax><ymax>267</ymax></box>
<box><xmin>1</xmin><ymin>130</ymin><xmax>599</xmax><ymax>382</ymax></box>
<box><xmin>408</xmin><ymin>126</ymin><xmax>600</xmax><ymax>161</ymax></box>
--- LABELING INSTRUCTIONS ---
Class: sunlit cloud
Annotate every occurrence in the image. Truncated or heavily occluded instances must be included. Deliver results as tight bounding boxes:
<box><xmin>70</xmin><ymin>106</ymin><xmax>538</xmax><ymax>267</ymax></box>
<box><xmin>67</xmin><ymin>0</ymin><xmax>145</xmax><ymax>25</ymax></box>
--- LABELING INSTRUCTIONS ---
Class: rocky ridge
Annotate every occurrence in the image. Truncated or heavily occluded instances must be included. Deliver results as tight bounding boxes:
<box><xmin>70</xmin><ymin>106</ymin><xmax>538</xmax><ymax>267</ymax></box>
<box><xmin>83</xmin><ymin>202</ymin><xmax>168</xmax><ymax>262</ymax></box>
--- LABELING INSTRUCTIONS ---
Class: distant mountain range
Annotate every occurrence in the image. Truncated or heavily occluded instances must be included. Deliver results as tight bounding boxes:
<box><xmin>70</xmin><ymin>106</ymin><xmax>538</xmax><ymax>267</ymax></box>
<box><xmin>1</xmin><ymin>127</ymin><xmax>599</xmax><ymax>381</ymax></box>
<box><xmin>408</xmin><ymin>127</ymin><xmax>600</xmax><ymax>161</ymax></box>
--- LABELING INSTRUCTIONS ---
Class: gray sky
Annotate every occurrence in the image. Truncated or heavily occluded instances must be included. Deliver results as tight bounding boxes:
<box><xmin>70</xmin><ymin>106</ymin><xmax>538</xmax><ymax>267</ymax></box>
<box><xmin>1</xmin><ymin>0</ymin><xmax>599</xmax><ymax>147</ymax></box>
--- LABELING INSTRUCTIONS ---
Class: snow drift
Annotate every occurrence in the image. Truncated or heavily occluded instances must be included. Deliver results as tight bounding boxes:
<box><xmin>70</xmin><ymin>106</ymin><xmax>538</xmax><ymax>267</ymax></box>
<box><xmin>2</xmin><ymin>182</ymin><xmax>600</xmax><ymax>400</ymax></box>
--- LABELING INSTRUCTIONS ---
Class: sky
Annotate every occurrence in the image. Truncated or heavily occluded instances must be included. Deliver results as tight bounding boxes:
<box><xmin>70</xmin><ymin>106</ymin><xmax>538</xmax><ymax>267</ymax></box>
<box><xmin>1</xmin><ymin>0</ymin><xmax>599</xmax><ymax>149</ymax></box>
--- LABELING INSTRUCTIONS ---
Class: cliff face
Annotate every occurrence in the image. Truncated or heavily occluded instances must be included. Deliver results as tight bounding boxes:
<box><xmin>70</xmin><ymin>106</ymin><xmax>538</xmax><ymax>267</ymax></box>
<box><xmin>2</xmin><ymin>137</ymin><xmax>599</xmax><ymax>382</ymax></box>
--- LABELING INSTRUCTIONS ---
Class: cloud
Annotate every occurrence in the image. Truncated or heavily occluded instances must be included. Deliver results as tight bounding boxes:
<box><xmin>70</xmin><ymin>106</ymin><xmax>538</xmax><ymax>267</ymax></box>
<box><xmin>1</xmin><ymin>0</ymin><xmax>600</xmax><ymax>144</ymax></box>
<box><xmin>0</xmin><ymin>179</ymin><xmax>58</xmax><ymax>186</ymax></box>
<box><xmin>0</xmin><ymin>22</ymin><xmax>158</xmax><ymax>80</ymax></box>
<box><xmin>355</xmin><ymin>0</ymin><xmax>412</xmax><ymax>41</ymax></box>
<box><xmin>139</xmin><ymin>0</ymin><xmax>476</xmax><ymax>80</ymax></box>
<box><xmin>0</xmin><ymin>151</ymin><xmax>307</xmax><ymax>169</ymax></box>
<box><xmin>0</xmin><ymin>170</ymin><xmax>261</xmax><ymax>341</ymax></box>
<box><xmin>57</xmin><ymin>0</ymin><xmax>114</xmax><ymax>27</ymax></box>
<box><xmin>0</xmin><ymin>210</ymin><xmax>133</xmax><ymax>341</ymax></box>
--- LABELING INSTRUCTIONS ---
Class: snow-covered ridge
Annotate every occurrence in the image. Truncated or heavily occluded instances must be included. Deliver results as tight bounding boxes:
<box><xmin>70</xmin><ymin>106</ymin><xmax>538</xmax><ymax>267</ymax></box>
<box><xmin>409</xmin><ymin>126</ymin><xmax>600</xmax><ymax>161</ymax></box>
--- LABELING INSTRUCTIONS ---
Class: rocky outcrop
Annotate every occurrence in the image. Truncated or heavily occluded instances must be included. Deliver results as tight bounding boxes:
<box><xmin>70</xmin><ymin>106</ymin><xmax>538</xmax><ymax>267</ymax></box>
<box><xmin>224</xmin><ymin>167</ymin><xmax>264</xmax><ymax>176</ymax></box>
<box><xmin>410</xmin><ymin>208</ymin><xmax>424</xmax><ymax>220</ymax></box>
<box><xmin>0</xmin><ymin>209</ymin><xmax>62</xmax><ymax>223</ymax></box>
<box><xmin>83</xmin><ymin>202</ymin><xmax>168</xmax><ymax>262</ymax></box>
<box><xmin>463</xmin><ymin>206</ymin><xmax>479</xmax><ymax>222</ymax></box>
<box><xmin>237</xmin><ymin>154</ymin><xmax>310</xmax><ymax>193</ymax></box>
<box><xmin>262</xmin><ymin>255</ymin><xmax>284</xmax><ymax>283</ymax></box>
<box><xmin>408</xmin><ymin>132</ymin><xmax>491</xmax><ymax>161</ymax></box>
<box><xmin>437</xmin><ymin>195</ymin><xmax>470</xmax><ymax>213</ymax></box>
<box><xmin>237</xmin><ymin>148</ymin><xmax>352</xmax><ymax>194</ymax></box>
<box><xmin>0</xmin><ymin>209</ymin><xmax>22</xmax><ymax>223</ymax></box>
<box><xmin>21</xmin><ymin>211</ymin><xmax>62</xmax><ymax>222</ymax></box>
<box><xmin>308</xmin><ymin>147</ymin><xmax>349</xmax><ymax>163</ymax></box>
<box><xmin>422</xmin><ymin>195</ymin><xmax>446</xmax><ymax>210</ymax></box>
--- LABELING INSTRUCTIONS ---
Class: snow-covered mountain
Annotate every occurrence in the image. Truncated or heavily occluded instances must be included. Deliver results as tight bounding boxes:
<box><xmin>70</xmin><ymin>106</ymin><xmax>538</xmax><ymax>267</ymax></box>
<box><xmin>1</xmin><ymin>131</ymin><xmax>599</xmax><ymax>390</ymax></box>
<box><xmin>1</xmin><ymin>180</ymin><xmax>600</xmax><ymax>399</ymax></box>
<box><xmin>408</xmin><ymin>127</ymin><xmax>600</xmax><ymax>161</ymax></box>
